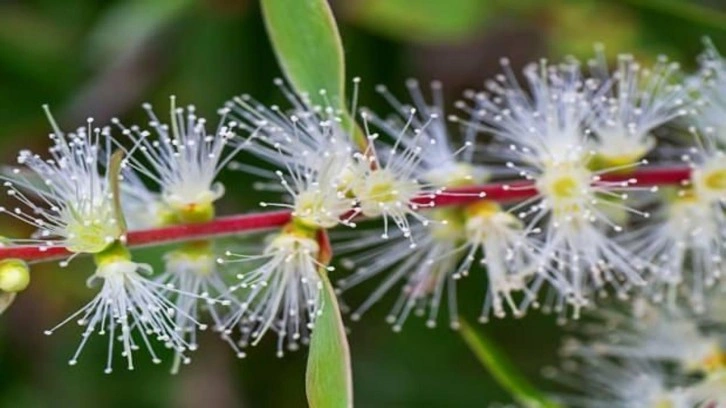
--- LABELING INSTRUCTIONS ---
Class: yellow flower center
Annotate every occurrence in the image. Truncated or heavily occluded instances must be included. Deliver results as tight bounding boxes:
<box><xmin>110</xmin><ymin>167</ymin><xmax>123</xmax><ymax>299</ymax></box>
<box><xmin>466</xmin><ymin>200</ymin><xmax>501</xmax><ymax>219</ymax></box>
<box><xmin>66</xmin><ymin>217</ymin><xmax>120</xmax><ymax>254</ymax></box>
<box><xmin>293</xmin><ymin>189</ymin><xmax>348</xmax><ymax>229</ymax></box>
<box><xmin>165</xmin><ymin>241</ymin><xmax>216</xmax><ymax>277</ymax></box>
<box><xmin>93</xmin><ymin>240</ymin><xmax>132</xmax><ymax>267</ymax></box>
<box><xmin>172</xmin><ymin>200</ymin><xmax>216</xmax><ymax>224</ymax></box>
<box><xmin>295</xmin><ymin>191</ymin><xmax>328</xmax><ymax>225</ymax></box>
<box><xmin>267</xmin><ymin>231</ymin><xmax>319</xmax><ymax>255</ymax></box>
<box><xmin>424</xmin><ymin>163</ymin><xmax>488</xmax><ymax>188</ymax></box>
<box><xmin>692</xmin><ymin>159</ymin><xmax>726</xmax><ymax>202</ymax></box>
<box><xmin>464</xmin><ymin>200</ymin><xmax>522</xmax><ymax>241</ymax></box>
<box><xmin>537</xmin><ymin>162</ymin><xmax>592</xmax><ymax>216</ymax></box>
<box><xmin>550</xmin><ymin>176</ymin><xmax>580</xmax><ymax>199</ymax></box>
<box><xmin>702</xmin><ymin>350</ymin><xmax>726</xmax><ymax>373</ymax></box>
<box><xmin>428</xmin><ymin>209</ymin><xmax>465</xmax><ymax>241</ymax></box>
<box><xmin>652</xmin><ymin>396</ymin><xmax>677</xmax><ymax>408</ymax></box>
<box><xmin>368</xmin><ymin>179</ymin><xmax>398</xmax><ymax>203</ymax></box>
<box><xmin>704</xmin><ymin>168</ymin><xmax>726</xmax><ymax>191</ymax></box>
<box><xmin>353</xmin><ymin>168</ymin><xmax>419</xmax><ymax>217</ymax></box>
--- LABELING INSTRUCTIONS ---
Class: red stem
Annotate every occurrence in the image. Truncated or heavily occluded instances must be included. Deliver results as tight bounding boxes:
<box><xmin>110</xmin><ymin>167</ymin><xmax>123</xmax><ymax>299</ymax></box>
<box><xmin>0</xmin><ymin>166</ymin><xmax>691</xmax><ymax>263</ymax></box>
<box><xmin>3</xmin><ymin>210</ymin><xmax>293</xmax><ymax>263</ymax></box>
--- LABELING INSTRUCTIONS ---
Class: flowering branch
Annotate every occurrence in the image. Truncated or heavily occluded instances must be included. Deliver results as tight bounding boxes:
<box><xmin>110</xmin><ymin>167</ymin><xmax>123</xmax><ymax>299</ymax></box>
<box><xmin>0</xmin><ymin>165</ymin><xmax>691</xmax><ymax>264</ymax></box>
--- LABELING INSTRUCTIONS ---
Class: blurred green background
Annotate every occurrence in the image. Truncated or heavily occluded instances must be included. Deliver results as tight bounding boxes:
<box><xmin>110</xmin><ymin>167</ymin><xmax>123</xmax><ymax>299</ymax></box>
<box><xmin>1</xmin><ymin>0</ymin><xmax>726</xmax><ymax>407</ymax></box>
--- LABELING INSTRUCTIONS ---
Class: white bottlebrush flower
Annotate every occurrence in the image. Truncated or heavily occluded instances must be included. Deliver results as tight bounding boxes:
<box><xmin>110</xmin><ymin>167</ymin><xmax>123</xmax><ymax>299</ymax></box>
<box><xmin>115</xmin><ymin>98</ymin><xmax>257</xmax><ymax>366</ymax></box>
<box><xmin>219</xmin><ymin>231</ymin><xmax>328</xmax><ymax>357</ymax></box>
<box><xmin>626</xmin><ymin>127</ymin><xmax>726</xmax><ymax>310</ymax></box>
<box><xmin>157</xmin><ymin>247</ymin><xmax>244</xmax><ymax>370</ymax></box>
<box><xmin>593</xmin><ymin>315</ymin><xmax>722</xmax><ymax>373</ymax></box>
<box><xmin>336</xmin><ymin>211</ymin><xmax>466</xmax><ymax>331</ymax></box>
<box><xmin>466</xmin><ymin>58</ymin><xmax>650</xmax><ymax>315</ymax></box>
<box><xmin>348</xmin><ymin>133</ymin><xmax>430</xmax><ymax>242</ymax></box>
<box><xmin>694</xmin><ymin>39</ymin><xmax>726</xmax><ymax>146</ymax></box>
<box><xmin>587</xmin><ymin>47</ymin><xmax>687</xmax><ymax>164</ymax></box>
<box><xmin>1</xmin><ymin>109</ymin><xmax>121</xmax><ymax>255</ymax></box>
<box><xmin>350</xmin><ymin>82</ymin><xmax>465</xmax><ymax>242</ymax></box>
<box><xmin>336</xmin><ymin>81</ymin><xmax>539</xmax><ymax>329</ymax></box>
<box><xmin>229</xmin><ymin>78</ymin><xmax>437</xmax><ymax>238</ymax></box>
<box><xmin>118</xmin><ymin>169</ymin><xmax>174</xmax><ymax>229</ymax></box>
<box><xmin>226</xmin><ymin>79</ymin><xmax>357</xmax><ymax>174</ymax></box>
<box><xmin>113</xmin><ymin>96</ymin><xmax>243</xmax><ymax>222</ymax></box>
<box><xmin>565</xmin><ymin>302</ymin><xmax>724</xmax><ymax>374</ymax></box>
<box><xmin>549</xmin><ymin>302</ymin><xmax>726</xmax><ymax>407</ymax></box>
<box><xmin>334</xmin><ymin>82</ymin><xmax>471</xmax><ymax>328</ymax></box>
<box><xmin>468</xmin><ymin>58</ymin><xmax>594</xmax><ymax>164</ymax></box>
<box><xmin>226</xmin><ymin>80</ymin><xmax>358</xmax><ymax>229</ymax></box>
<box><xmin>462</xmin><ymin>201</ymin><xmax>540</xmax><ymax>322</ymax></box>
<box><xmin>44</xmin><ymin>248</ymin><xmax>203</xmax><ymax>373</ymax></box>
<box><xmin>255</xmin><ymin>153</ymin><xmax>357</xmax><ymax>230</ymax></box>
<box><xmin>366</xmin><ymin>80</ymin><xmax>489</xmax><ymax>187</ymax></box>
<box><xmin>625</xmin><ymin>193</ymin><xmax>725</xmax><ymax>310</ymax></box>
<box><xmin>337</xmin><ymin>203</ymin><xmax>538</xmax><ymax>330</ymax></box>
<box><xmin>546</xmin><ymin>355</ymin><xmax>701</xmax><ymax>408</ymax></box>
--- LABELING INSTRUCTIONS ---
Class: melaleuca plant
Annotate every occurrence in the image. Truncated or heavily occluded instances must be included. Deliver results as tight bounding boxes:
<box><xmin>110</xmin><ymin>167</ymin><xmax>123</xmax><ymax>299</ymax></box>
<box><xmin>1</xmin><ymin>0</ymin><xmax>725</xmax><ymax>407</ymax></box>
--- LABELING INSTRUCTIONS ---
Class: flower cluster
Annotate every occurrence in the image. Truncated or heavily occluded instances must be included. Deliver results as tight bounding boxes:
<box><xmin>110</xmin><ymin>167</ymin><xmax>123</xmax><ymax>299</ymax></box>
<box><xmin>337</xmin><ymin>47</ymin><xmax>699</xmax><ymax>331</ymax></box>
<box><xmin>1</xmin><ymin>41</ymin><xmax>725</xmax><ymax>377</ymax></box>
<box><xmin>546</xmin><ymin>300</ymin><xmax>726</xmax><ymax>406</ymax></box>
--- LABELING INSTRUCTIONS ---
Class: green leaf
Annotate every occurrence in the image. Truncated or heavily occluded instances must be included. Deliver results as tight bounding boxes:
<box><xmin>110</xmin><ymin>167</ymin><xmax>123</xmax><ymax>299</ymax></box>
<box><xmin>261</xmin><ymin>0</ymin><xmax>369</xmax><ymax>151</ymax></box>
<box><xmin>306</xmin><ymin>270</ymin><xmax>353</xmax><ymax>408</ymax></box>
<box><xmin>0</xmin><ymin>291</ymin><xmax>16</xmax><ymax>316</ymax></box>
<box><xmin>458</xmin><ymin>319</ymin><xmax>560</xmax><ymax>408</ymax></box>
<box><xmin>109</xmin><ymin>150</ymin><xmax>128</xmax><ymax>235</ymax></box>
<box><xmin>261</xmin><ymin>0</ymin><xmax>346</xmax><ymax>110</ymax></box>
<box><xmin>348</xmin><ymin>0</ymin><xmax>491</xmax><ymax>43</ymax></box>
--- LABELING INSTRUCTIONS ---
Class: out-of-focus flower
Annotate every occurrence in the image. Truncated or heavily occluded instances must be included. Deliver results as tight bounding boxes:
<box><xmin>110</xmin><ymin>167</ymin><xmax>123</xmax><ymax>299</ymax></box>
<box><xmin>546</xmin><ymin>356</ymin><xmax>702</xmax><ymax>408</ymax></box>
<box><xmin>695</xmin><ymin>39</ymin><xmax>726</xmax><ymax>147</ymax></box>
<box><xmin>547</xmin><ymin>301</ymin><xmax>726</xmax><ymax>407</ymax></box>
<box><xmin>626</xmin><ymin>126</ymin><xmax>726</xmax><ymax>310</ymax></box>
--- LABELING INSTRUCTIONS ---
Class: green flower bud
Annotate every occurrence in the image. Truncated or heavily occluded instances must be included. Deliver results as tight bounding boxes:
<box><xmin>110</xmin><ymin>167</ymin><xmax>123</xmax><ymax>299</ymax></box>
<box><xmin>0</xmin><ymin>259</ymin><xmax>30</xmax><ymax>293</ymax></box>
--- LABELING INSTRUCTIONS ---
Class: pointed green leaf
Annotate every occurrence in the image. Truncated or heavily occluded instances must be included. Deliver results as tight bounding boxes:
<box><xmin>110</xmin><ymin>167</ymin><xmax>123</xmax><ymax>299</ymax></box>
<box><xmin>108</xmin><ymin>150</ymin><xmax>128</xmax><ymax>235</ymax></box>
<box><xmin>459</xmin><ymin>319</ymin><xmax>561</xmax><ymax>408</ymax></box>
<box><xmin>306</xmin><ymin>270</ymin><xmax>353</xmax><ymax>408</ymax></box>
<box><xmin>261</xmin><ymin>0</ymin><xmax>369</xmax><ymax>152</ymax></box>
<box><xmin>261</xmin><ymin>0</ymin><xmax>345</xmax><ymax>110</ymax></box>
